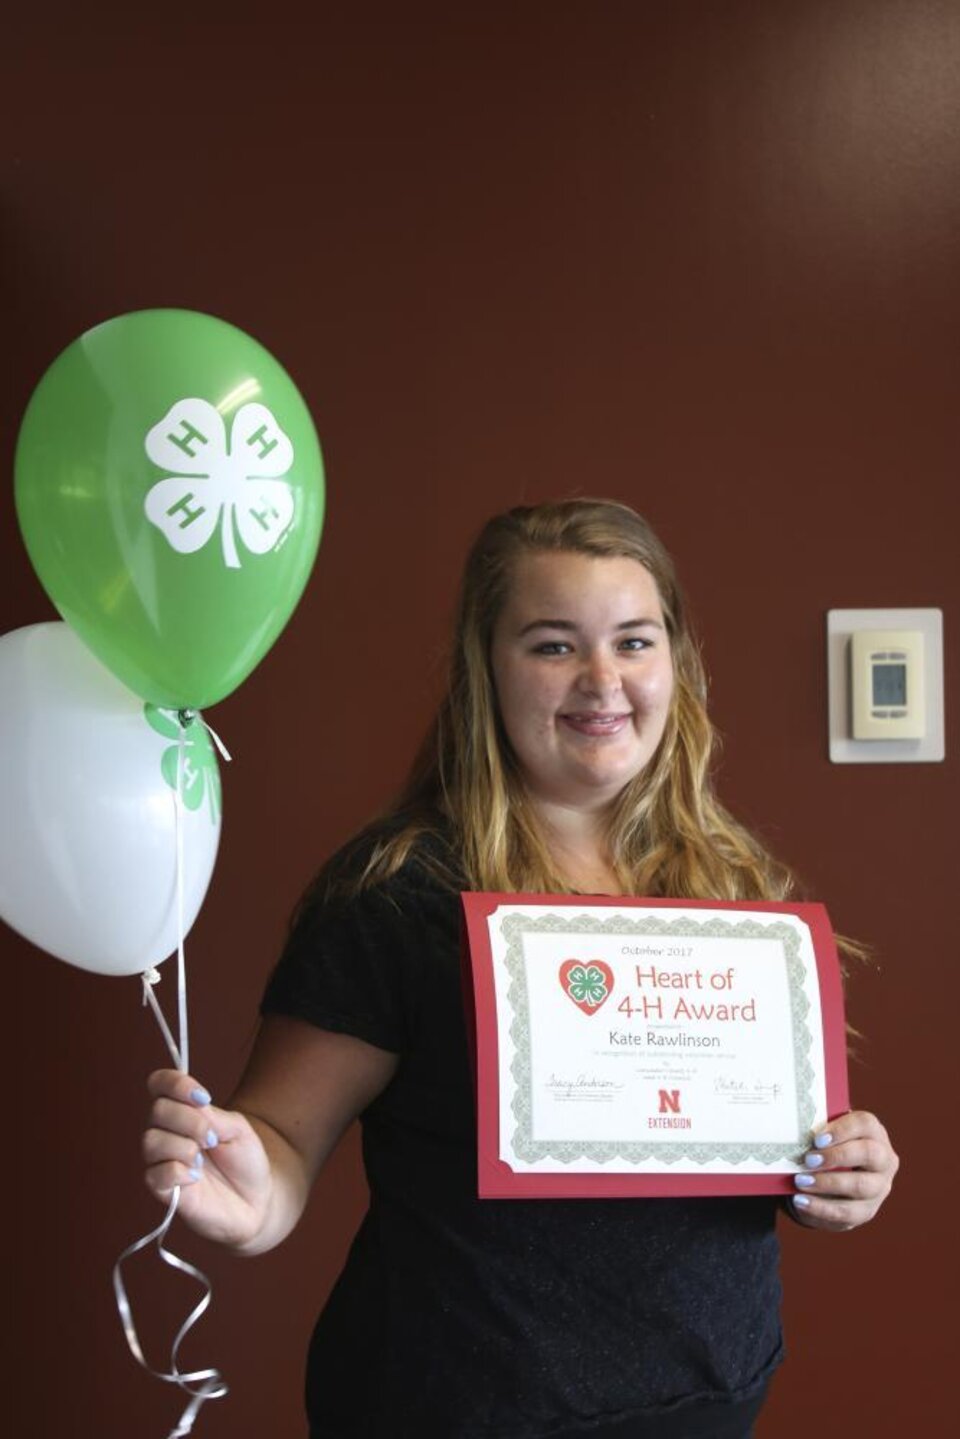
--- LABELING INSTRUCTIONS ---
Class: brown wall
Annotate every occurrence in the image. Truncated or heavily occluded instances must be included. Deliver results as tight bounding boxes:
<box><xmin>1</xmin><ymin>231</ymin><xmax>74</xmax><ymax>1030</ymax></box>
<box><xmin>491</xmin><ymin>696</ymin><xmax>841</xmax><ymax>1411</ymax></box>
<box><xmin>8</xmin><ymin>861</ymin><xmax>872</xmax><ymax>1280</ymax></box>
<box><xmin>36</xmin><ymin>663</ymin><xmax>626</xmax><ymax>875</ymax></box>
<box><xmin>5</xmin><ymin>4</ymin><xmax>958</xmax><ymax>1434</ymax></box>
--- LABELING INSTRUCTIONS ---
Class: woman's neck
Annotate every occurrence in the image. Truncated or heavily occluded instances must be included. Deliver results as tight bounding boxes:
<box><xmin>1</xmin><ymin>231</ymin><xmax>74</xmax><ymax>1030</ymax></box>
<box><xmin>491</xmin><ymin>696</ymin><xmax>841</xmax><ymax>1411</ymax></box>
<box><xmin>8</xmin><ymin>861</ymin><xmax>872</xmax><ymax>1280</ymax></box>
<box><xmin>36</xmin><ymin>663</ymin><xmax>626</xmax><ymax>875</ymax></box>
<box><xmin>532</xmin><ymin>799</ymin><xmax>622</xmax><ymax>896</ymax></box>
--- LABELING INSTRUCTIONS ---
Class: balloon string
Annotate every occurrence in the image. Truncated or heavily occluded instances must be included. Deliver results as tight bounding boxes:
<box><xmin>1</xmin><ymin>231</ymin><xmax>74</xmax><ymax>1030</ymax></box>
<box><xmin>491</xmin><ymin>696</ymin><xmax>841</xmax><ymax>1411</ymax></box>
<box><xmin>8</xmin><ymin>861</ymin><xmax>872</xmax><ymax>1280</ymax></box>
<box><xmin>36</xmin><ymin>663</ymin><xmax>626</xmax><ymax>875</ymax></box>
<box><xmin>198</xmin><ymin>717</ymin><xmax>232</xmax><ymax>764</ymax></box>
<box><xmin>141</xmin><ymin>969</ymin><xmax>181</xmax><ymax>1069</ymax></box>
<box><xmin>115</xmin><ymin>713</ymin><xmax>228</xmax><ymax>1436</ymax></box>
<box><xmin>177</xmin><ymin>707</ymin><xmax>233</xmax><ymax>765</ymax></box>
<box><xmin>112</xmin><ymin>1193</ymin><xmax>228</xmax><ymax>1436</ymax></box>
<box><xmin>175</xmin><ymin>724</ymin><xmax>189</xmax><ymax>1076</ymax></box>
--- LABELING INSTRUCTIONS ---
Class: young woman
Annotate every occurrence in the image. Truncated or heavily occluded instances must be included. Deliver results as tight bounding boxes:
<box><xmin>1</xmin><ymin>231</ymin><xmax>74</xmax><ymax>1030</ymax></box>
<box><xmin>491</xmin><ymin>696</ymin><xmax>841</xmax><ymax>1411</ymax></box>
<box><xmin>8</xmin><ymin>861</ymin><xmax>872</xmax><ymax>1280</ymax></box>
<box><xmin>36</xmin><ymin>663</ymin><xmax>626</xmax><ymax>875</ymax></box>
<box><xmin>144</xmin><ymin>500</ymin><xmax>898</xmax><ymax>1438</ymax></box>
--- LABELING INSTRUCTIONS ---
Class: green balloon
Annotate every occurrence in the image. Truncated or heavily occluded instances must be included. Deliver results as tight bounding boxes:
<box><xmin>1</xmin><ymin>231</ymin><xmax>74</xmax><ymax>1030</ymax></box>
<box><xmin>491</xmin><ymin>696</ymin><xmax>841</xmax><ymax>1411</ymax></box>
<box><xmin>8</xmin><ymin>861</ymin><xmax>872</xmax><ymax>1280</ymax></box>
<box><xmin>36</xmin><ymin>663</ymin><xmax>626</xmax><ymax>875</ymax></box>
<box><xmin>15</xmin><ymin>309</ymin><xmax>325</xmax><ymax>708</ymax></box>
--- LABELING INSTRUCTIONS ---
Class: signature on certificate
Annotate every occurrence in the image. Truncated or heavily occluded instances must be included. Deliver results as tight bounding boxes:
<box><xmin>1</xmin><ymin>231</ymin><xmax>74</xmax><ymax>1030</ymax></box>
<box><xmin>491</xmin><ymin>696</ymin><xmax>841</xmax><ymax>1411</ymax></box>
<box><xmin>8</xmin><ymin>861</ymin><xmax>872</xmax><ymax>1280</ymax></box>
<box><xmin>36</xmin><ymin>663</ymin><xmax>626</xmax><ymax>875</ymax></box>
<box><xmin>546</xmin><ymin>1073</ymin><xmax>626</xmax><ymax>1101</ymax></box>
<box><xmin>714</xmin><ymin>1075</ymin><xmax>782</xmax><ymax>1102</ymax></box>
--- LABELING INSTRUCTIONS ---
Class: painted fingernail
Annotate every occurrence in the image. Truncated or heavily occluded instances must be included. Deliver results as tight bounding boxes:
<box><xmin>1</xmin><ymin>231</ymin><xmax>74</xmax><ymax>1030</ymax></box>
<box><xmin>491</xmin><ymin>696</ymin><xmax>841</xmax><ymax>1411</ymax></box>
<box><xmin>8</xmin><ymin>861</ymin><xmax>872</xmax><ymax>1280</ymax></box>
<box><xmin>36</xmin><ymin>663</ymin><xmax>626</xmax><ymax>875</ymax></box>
<box><xmin>794</xmin><ymin>1172</ymin><xmax>816</xmax><ymax>1188</ymax></box>
<box><xmin>804</xmin><ymin>1152</ymin><xmax>824</xmax><ymax>1168</ymax></box>
<box><xmin>792</xmin><ymin>1194</ymin><xmax>812</xmax><ymax>1209</ymax></box>
<box><xmin>190</xmin><ymin>1087</ymin><xmax>212</xmax><ymax>1107</ymax></box>
<box><xmin>205</xmin><ymin>1129</ymin><xmax>219</xmax><ymax>1149</ymax></box>
<box><xmin>814</xmin><ymin>1132</ymin><xmax>833</xmax><ymax>1149</ymax></box>
<box><xmin>183</xmin><ymin>1169</ymin><xmax>201</xmax><ymax>1185</ymax></box>
<box><xmin>192</xmin><ymin>1150</ymin><xmax>205</xmax><ymax>1169</ymax></box>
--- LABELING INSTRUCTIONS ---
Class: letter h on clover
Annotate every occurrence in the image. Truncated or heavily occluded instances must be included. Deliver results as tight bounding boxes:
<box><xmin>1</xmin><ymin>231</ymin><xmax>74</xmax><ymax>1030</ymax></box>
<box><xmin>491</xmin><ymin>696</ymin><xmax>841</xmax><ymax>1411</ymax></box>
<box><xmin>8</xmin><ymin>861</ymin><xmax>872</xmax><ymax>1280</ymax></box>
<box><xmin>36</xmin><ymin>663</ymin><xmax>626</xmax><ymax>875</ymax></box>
<box><xmin>566</xmin><ymin>965</ymin><xmax>609</xmax><ymax>1007</ymax></box>
<box><xmin>144</xmin><ymin>398</ymin><xmax>297</xmax><ymax>569</ymax></box>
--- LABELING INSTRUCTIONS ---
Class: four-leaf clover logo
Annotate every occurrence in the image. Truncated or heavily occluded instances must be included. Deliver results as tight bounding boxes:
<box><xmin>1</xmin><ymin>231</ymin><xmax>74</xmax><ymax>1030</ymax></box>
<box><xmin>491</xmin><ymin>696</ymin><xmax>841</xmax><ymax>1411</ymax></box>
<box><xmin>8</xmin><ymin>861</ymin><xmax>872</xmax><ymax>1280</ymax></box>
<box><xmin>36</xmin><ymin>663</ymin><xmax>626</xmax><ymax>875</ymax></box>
<box><xmin>567</xmin><ymin>964</ymin><xmax>608</xmax><ymax>1006</ymax></box>
<box><xmin>144</xmin><ymin>705</ymin><xmax>222</xmax><ymax>824</ymax></box>
<box><xmin>559</xmin><ymin>959</ymin><xmax>614</xmax><ymax>1015</ymax></box>
<box><xmin>144</xmin><ymin>398</ymin><xmax>296</xmax><ymax>569</ymax></box>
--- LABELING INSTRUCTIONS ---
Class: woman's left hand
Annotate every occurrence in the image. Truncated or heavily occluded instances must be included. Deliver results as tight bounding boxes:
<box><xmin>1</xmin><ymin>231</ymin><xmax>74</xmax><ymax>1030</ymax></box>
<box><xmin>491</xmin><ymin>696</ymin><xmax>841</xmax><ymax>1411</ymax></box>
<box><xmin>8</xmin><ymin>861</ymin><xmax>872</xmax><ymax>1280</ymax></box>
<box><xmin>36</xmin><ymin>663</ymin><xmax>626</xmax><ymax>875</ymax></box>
<box><xmin>790</xmin><ymin>1110</ymin><xmax>899</xmax><ymax>1232</ymax></box>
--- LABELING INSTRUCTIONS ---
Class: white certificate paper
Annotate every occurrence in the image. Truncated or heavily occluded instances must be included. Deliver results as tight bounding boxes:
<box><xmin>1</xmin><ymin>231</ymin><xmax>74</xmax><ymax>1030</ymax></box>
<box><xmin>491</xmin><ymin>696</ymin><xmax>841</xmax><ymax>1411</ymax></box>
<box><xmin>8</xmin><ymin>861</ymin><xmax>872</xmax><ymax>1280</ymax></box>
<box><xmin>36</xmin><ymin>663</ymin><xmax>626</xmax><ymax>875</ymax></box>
<box><xmin>461</xmin><ymin>894</ymin><xmax>849</xmax><ymax>1198</ymax></box>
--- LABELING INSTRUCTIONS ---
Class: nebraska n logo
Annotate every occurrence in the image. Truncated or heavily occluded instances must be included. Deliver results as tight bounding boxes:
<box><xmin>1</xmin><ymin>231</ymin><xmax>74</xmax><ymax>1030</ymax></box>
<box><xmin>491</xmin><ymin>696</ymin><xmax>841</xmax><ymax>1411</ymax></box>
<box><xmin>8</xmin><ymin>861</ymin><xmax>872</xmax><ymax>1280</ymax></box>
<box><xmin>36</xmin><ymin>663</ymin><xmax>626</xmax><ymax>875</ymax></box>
<box><xmin>657</xmin><ymin>1089</ymin><xmax>681</xmax><ymax>1114</ymax></box>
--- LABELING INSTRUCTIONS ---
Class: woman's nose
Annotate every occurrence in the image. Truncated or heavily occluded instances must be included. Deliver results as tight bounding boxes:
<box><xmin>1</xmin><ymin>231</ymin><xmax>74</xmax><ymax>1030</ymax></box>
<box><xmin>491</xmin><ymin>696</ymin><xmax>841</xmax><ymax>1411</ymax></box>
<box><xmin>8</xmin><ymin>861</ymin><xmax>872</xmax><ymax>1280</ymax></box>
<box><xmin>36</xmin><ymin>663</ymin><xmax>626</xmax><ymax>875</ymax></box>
<box><xmin>576</xmin><ymin>651</ymin><xmax>622</xmax><ymax>699</ymax></box>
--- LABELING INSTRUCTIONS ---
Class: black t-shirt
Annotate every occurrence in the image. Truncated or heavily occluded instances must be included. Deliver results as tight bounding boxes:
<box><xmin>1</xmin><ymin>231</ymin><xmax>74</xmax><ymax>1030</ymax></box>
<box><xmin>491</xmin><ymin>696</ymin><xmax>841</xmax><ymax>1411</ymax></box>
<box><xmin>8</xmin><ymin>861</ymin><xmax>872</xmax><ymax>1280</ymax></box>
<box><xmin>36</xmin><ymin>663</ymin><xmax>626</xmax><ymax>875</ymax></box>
<box><xmin>261</xmin><ymin>845</ymin><xmax>783</xmax><ymax>1438</ymax></box>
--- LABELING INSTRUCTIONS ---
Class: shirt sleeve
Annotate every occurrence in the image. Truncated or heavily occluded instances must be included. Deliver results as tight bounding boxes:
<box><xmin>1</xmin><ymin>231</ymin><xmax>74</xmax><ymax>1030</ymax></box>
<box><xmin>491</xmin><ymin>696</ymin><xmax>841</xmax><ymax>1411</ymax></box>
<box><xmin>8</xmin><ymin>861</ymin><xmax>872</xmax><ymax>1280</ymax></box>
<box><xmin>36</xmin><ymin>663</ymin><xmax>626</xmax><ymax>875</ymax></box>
<box><xmin>260</xmin><ymin>882</ymin><xmax>420</xmax><ymax>1054</ymax></box>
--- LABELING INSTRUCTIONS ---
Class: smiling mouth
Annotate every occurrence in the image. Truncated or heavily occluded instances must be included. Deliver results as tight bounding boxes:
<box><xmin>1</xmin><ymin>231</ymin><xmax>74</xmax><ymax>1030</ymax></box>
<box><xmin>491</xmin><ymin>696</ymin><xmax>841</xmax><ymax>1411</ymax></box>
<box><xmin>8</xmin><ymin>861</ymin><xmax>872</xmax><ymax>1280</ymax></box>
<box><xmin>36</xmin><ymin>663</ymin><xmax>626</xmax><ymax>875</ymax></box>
<box><xmin>560</xmin><ymin>712</ymin><xmax>632</xmax><ymax>736</ymax></box>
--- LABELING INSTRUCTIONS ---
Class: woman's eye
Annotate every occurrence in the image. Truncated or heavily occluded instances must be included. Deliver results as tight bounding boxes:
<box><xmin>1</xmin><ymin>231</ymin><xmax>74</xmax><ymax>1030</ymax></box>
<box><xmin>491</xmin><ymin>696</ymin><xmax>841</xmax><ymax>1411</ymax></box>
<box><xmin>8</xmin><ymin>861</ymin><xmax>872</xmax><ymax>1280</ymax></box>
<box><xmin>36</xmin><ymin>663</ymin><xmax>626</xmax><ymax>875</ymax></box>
<box><xmin>619</xmin><ymin>637</ymin><xmax>652</xmax><ymax>652</ymax></box>
<box><xmin>532</xmin><ymin>641</ymin><xmax>572</xmax><ymax>656</ymax></box>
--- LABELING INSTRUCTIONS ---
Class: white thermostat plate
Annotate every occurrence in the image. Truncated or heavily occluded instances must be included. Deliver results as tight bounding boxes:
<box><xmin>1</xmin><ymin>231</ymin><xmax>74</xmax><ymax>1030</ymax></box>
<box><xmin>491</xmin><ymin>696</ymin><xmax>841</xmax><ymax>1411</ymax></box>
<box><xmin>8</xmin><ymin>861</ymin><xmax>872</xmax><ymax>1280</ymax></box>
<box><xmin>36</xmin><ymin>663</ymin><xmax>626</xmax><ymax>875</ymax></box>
<box><xmin>827</xmin><ymin>608</ymin><xmax>944</xmax><ymax>763</ymax></box>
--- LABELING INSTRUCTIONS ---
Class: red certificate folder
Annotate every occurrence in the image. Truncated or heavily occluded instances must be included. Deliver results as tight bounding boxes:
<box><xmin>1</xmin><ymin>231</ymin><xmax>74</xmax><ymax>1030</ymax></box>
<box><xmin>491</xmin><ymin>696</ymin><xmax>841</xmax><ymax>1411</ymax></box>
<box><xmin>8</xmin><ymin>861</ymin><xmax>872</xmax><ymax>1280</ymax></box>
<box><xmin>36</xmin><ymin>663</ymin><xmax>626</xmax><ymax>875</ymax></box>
<box><xmin>461</xmin><ymin>892</ymin><xmax>850</xmax><ymax>1199</ymax></box>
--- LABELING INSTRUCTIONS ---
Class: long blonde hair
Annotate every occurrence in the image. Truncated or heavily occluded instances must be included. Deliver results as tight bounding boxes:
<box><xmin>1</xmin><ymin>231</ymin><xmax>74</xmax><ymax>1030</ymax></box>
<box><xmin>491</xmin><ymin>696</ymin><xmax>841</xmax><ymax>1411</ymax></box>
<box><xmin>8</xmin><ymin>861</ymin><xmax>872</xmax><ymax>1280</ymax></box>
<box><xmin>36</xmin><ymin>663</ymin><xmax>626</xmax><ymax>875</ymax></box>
<box><xmin>322</xmin><ymin>499</ymin><xmax>794</xmax><ymax>904</ymax></box>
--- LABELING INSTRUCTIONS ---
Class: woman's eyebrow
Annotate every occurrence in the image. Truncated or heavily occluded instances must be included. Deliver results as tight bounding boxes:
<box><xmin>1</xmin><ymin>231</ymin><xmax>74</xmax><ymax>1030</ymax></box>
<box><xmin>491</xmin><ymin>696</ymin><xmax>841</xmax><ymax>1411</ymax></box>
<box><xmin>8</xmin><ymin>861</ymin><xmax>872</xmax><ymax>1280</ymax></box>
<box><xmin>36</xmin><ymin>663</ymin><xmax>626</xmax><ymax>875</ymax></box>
<box><xmin>519</xmin><ymin>618</ymin><xmax>577</xmax><ymax>635</ymax></box>
<box><xmin>518</xmin><ymin>617</ymin><xmax>664</xmax><ymax>636</ymax></box>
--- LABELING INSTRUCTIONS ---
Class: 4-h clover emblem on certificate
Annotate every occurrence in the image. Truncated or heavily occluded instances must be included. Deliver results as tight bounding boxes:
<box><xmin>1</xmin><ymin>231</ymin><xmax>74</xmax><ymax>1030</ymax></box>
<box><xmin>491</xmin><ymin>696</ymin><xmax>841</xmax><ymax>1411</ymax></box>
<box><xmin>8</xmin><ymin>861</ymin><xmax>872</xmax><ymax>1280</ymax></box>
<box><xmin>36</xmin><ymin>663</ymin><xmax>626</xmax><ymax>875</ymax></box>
<box><xmin>559</xmin><ymin>959</ymin><xmax>614</xmax><ymax>1015</ymax></box>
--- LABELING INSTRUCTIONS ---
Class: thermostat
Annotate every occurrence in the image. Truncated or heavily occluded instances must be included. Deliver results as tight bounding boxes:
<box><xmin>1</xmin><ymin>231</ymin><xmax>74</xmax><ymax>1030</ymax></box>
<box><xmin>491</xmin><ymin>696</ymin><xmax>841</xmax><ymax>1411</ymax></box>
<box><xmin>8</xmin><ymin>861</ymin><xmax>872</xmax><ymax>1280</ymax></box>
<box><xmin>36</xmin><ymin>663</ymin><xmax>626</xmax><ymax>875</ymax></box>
<box><xmin>827</xmin><ymin>608</ymin><xmax>944</xmax><ymax>763</ymax></box>
<box><xmin>850</xmin><ymin>629</ymin><xmax>925</xmax><ymax>740</ymax></box>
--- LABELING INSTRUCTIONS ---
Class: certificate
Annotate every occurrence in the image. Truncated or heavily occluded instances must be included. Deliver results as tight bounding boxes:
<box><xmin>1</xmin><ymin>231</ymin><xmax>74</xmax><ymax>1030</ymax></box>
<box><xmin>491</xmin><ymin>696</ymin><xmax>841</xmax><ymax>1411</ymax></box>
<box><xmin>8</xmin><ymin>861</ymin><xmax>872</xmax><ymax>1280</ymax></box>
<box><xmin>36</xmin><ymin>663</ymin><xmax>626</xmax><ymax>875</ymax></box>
<box><xmin>461</xmin><ymin>893</ymin><xmax>849</xmax><ymax>1198</ymax></box>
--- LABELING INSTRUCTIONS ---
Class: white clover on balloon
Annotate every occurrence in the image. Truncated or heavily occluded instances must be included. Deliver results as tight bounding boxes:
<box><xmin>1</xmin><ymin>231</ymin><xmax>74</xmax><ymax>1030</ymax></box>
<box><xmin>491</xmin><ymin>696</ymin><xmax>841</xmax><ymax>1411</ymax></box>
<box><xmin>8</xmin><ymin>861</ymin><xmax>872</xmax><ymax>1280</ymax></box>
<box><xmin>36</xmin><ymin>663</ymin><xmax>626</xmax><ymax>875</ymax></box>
<box><xmin>144</xmin><ymin>398</ymin><xmax>296</xmax><ymax>569</ymax></box>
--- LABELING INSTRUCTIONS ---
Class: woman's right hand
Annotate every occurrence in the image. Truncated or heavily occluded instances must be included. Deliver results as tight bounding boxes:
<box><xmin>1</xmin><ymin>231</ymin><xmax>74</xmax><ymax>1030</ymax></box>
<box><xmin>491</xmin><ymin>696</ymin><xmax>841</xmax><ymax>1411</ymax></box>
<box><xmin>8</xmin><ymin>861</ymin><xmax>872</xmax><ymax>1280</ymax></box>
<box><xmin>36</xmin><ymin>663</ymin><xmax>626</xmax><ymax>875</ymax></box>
<box><xmin>143</xmin><ymin>1069</ymin><xmax>273</xmax><ymax>1250</ymax></box>
<box><xmin>143</xmin><ymin>1019</ymin><xmax>399</xmax><ymax>1256</ymax></box>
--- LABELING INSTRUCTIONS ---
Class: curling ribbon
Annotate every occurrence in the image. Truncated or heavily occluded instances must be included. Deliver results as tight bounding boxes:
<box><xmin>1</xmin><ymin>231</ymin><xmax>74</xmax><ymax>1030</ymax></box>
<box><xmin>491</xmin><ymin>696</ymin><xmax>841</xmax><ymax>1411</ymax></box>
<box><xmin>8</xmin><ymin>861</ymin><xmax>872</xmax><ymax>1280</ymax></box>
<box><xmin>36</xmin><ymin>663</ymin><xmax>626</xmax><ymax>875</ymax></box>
<box><xmin>114</xmin><ymin>711</ymin><xmax>232</xmax><ymax>1436</ymax></box>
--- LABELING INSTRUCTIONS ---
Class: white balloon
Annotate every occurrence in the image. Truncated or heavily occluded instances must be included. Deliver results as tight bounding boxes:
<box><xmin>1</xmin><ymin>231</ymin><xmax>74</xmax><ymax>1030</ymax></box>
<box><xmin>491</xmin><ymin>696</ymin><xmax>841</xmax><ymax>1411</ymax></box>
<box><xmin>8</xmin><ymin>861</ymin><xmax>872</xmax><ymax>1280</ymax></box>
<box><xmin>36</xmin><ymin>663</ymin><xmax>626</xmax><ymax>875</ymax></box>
<box><xmin>0</xmin><ymin>622</ymin><xmax>222</xmax><ymax>976</ymax></box>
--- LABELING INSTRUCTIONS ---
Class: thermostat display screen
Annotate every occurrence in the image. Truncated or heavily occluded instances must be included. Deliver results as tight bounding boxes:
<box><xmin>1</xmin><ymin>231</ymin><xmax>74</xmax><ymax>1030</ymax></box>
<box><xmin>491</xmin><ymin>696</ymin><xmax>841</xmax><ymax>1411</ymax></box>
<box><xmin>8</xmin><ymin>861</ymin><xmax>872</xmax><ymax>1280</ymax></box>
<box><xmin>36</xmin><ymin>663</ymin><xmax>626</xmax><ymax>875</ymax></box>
<box><xmin>872</xmin><ymin>663</ymin><xmax>907</xmax><ymax>706</ymax></box>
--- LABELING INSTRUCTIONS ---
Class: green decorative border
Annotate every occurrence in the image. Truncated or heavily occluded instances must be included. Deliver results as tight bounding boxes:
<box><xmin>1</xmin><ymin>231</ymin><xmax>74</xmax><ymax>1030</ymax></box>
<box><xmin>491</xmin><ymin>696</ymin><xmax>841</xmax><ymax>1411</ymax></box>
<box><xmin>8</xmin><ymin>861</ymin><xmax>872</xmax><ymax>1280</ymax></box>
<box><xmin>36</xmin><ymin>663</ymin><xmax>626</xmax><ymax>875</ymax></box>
<box><xmin>502</xmin><ymin>911</ymin><xmax>813</xmax><ymax>1168</ymax></box>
